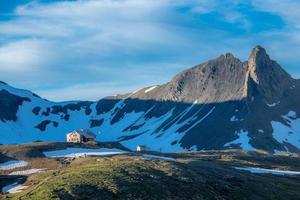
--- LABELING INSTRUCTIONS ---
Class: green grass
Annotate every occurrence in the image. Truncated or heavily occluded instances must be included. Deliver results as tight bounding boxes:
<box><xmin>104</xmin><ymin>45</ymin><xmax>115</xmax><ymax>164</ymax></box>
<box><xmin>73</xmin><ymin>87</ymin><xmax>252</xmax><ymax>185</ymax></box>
<box><xmin>10</xmin><ymin>158</ymin><xmax>207</xmax><ymax>200</ymax></box>
<box><xmin>2</xmin><ymin>143</ymin><xmax>300</xmax><ymax>200</ymax></box>
<box><xmin>4</xmin><ymin>157</ymin><xmax>300</xmax><ymax>200</ymax></box>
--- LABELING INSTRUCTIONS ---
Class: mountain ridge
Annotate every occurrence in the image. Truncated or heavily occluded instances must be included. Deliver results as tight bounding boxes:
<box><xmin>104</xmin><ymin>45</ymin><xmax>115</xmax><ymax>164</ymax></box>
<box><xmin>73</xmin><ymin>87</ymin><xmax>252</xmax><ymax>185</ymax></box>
<box><xmin>0</xmin><ymin>45</ymin><xmax>299</xmax><ymax>153</ymax></box>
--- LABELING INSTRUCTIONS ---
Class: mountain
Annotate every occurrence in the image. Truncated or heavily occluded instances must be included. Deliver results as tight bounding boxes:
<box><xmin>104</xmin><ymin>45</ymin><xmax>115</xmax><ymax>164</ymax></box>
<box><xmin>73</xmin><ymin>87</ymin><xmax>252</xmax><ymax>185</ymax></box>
<box><xmin>0</xmin><ymin>46</ymin><xmax>300</xmax><ymax>153</ymax></box>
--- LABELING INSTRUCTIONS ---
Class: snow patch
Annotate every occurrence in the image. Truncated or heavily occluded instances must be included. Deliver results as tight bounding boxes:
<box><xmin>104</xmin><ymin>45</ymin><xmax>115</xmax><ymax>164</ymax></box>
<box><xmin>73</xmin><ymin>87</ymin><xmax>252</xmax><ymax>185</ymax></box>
<box><xmin>9</xmin><ymin>168</ymin><xmax>46</xmax><ymax>175</ymax></box>
<box><xmin>0</xmin><ymin>160</ymin><xmax>28</xmax><ymax>170</ymax></box>
<box><xmin>224</xmin><ymin>130</ymin><xmax>254</xmax><ymax>150</ymax></box>
<box><xmin>43</xmin><ymin>148</ymin><xmax>127</xmax><ymax>158</ymax></box>
<box><xmin>230</xmin><ymin>115</ymin><xmax>239</xmax><ymax>122</ymax></box>
<box><xmin>131</xmin><ymin>88</ymin><xmax>143</xmax><ymax>95</ymax></box>
<box><xmin>2</xmin><ymin>181</ymin><xmax>28</xmax><ymax>194</ymax></box>
<box><xmin>234</xmin><ymin>166</ymin><xmax>300</xmax><ymax>176</ymax></box>
<box><xmin>271</xmin><ymin>111</ymin><xmax>300</xmax><ymax>148</ymax></box>
<box><xmin>274</xmin><ymin>150</ymin><xmax>289</xmax><ymax>154</ymax></box>
<box><xmin>258</xmin><ymin>129</ymin><xmax>264</xmax><ymax>133</ymax></box>
<box><xmin>266</xmin><ymin>101</ymin><xmax>280</xmax><ymax>107</ymax></box>
<box><xmin>142</xmin><ymin>154</ymin><xmax>175</xmax><ymax>161</ymax></box>
<box><xmin>144</xmin><ymin>86</ymin><xmax>157</xmax><ymax>93</ymax></box>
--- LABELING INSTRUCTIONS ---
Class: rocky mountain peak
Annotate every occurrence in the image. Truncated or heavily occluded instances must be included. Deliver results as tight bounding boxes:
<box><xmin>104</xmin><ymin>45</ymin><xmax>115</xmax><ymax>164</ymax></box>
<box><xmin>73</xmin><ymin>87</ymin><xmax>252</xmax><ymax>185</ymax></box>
<box><xmin>224</xmin><ymin>52</ymin><xmax>236</xmax><ymax>59</ymax></box>
<box><xmin>115</xmin><ymin>46</ymin><xmax>295</xmax><ymax>106</ymax></box>
<box><xmin>246</xmin><ymin>45</ymin><xmax>294</xmax><ymax>103</ymax></box>
<box><xmin>149</xmin><ymin>52</ymin><xmax>247</xmax><ymax>104</ymax></box>
<box><xmin>247</xmin><ymin>45</ymin><xmax>270</xmax><ymax>84</ymax></box>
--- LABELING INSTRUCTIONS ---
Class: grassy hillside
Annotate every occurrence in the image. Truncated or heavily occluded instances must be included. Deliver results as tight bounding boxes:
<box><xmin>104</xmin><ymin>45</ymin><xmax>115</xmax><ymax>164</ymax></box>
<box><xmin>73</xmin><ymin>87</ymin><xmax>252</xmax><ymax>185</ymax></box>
<box><xmin>3</xmin><ymin>157</ymin><xmax>300</xmax><ymax>200</ymax></box>
<box><xmin>1</xmin><ymin>143</ymin><xmax>300</xmax><ymax>200</ymax></box>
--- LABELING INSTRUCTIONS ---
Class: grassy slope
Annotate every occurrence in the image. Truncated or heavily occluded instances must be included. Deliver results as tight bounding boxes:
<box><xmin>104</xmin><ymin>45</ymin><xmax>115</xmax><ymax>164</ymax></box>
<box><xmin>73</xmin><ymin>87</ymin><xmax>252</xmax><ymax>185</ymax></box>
<box><xmin>9</xmin><ymin>158</ymin><xmax>206</xmax><ymax>200</ymax></box>
<box><xmin>1</xmin><ymin>143</ymin><xmax>300</xmax><ymax>200</ymax></box>
<box><xmin>6</xmin><ymin>157</ymin><xmax>300</xmax><ymax>200</ymax></box>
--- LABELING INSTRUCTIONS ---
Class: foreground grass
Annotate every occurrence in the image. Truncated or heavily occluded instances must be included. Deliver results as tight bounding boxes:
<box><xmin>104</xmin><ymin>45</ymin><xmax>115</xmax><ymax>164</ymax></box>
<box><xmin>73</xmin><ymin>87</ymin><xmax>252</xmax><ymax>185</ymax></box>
<box><xmin>2</xmin><ymin>143</ymin><xmax>300</xmax><ymax>200</ymax></box>
<box><xmin>4</xmin><ymin>157</ymin><xmax>300</xmax><ymax>200</ymax></box>
<box><xmin>9</xmin><ymin>158</ymin><xmax>206</xmax><ymax>200</ymax></box>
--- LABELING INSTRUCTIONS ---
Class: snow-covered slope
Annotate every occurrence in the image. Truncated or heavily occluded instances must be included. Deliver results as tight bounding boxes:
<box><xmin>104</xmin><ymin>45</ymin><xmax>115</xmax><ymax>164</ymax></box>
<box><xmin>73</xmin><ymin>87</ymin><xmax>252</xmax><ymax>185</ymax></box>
<box><xmin>1</xmin><ymin>46</ymin><xmax>300</xmax><ymax>153</ymax></box>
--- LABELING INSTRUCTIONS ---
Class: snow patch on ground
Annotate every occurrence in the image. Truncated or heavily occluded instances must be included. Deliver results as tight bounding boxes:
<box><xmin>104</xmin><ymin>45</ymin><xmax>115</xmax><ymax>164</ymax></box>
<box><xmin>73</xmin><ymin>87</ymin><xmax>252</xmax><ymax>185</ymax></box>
<box><xmin>271</xmin><ymin>111</ymin><xmax>300</xmax><ymax>148</ymax></box>
<box><xmin>230</xmin><ymin>115</ymin><xmax>239</xmax><ymax>122</ymax></box>
<box><xmin>274</xmin><ymin>150</ymin><xmax>289</xmax><ymax>154</ymax></box>
<box><xmin>234</xmin><ymin>166</ymin><xmax>300</xmax><ymax>176</ymax></box>
<box><xmin>9</xmin><ymin>168</ymin><xmax>46</xmax><ymax>175</ymax></box>
<box><xmin>258</xmin><ymin>129</ymin><xmax>264</xmax><ymax>133</ymax></box>
<box><xmin>2</xmin><ymin>181</ymin><xmax>28</xmax><ymax>194</ymax></box>
<box><xmin>0</xmin><ymin>160</ymin><xmax>28</xmax><ymax>170</ymax></box>
<box><xmin>224</xmin><ymin>130</ymin><xmax>255</xmax><ymax>150</ymax></box>
<box><xmin>266</xmin><ymin>101</ymin><xmax>280</xmax><ymax>107</ymax></box>
<box><xmin>43</xmin><ymin>148</ymin><xmax>127</xmax><ymax>158</ymax></box>
<box><xmin>144</xmin><ymin>86</ymin><xmax>157</xmax><ymax>93</ymax></box>
<box><xmin>142</xmin><ymin>154</ymin><xmax>175</xmax><ymax>161</ymax></box>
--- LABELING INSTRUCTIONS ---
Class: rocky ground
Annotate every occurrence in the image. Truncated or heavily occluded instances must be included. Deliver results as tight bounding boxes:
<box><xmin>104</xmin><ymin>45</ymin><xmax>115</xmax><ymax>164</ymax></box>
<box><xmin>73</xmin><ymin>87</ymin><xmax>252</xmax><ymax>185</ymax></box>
<box><xmin>1</xmin><ymin>142</ymin><xmax>300</xmax><ymax>200</ymax></box>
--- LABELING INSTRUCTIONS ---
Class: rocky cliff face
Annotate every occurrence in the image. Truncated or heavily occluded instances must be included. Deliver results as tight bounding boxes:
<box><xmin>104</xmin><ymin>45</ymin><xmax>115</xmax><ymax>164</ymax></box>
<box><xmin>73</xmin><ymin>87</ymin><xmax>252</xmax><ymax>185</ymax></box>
<box><xmin>246</xmin><ymin>46</ymin><xmax>295</xmax><ymax>104</ymax></box>
<box><xmin>0</xmin><ymin>46</ymin><xmax>299</xmax><ymax>153</ymax></box>
<box><xmin>131</xmin><ymin>46</ymin><xmax>295</xmax><ymax>105</ymax></box>
<box><xmin>130</xmin><ymin>53</ymin><xmax>247</xmax><ymax>103</ymax></box>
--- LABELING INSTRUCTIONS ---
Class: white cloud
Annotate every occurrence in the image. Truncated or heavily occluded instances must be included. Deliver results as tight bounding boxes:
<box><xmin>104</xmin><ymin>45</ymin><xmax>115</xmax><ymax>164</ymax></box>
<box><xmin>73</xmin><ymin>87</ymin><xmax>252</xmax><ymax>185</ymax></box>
<box><xmin>0</xmin><ymin>0</ymin><xmax>188</xmax><ymax>97</ymax></box>
<box><xmin>251</xmin><ymin>0</ymin><xmax>300</xmax><ymax>28</ymax></box>
<box><xmin>0</xmin><ymin>39</ymin><xmax>53</xmax><ymax>72</ymax></box>
<box><xmin>0</xmin><ymin>0</ymin><xmax>299</xmax><ymax>101</ymax></box>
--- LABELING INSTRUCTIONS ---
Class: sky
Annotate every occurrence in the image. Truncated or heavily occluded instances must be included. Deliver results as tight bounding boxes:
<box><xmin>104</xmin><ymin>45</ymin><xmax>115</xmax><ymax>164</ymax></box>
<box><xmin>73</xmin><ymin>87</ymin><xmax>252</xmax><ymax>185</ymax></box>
<box><xmin>0</xmin><ymin>0</ymin><xmax>300</xmax><ymax>101</ymax></box>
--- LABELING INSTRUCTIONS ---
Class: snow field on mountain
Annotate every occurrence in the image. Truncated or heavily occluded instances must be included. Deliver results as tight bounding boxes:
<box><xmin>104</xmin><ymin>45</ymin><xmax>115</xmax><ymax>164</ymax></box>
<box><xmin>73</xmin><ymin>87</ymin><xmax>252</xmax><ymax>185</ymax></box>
<box><xmin>224</xmin><ymin>130</ymin><xmax>255</xmax><ymax>151</ymax></box>
<box><xmin>9</xmin><ymin>168</ymin><xmax>46</xmax><ymax>175</ymax></box>
<box><xmin>272</xmin><ymin>111</ymin><xmax>300</xmax><ymax>149</ymax></box>
<box><xmin>144</xmin><ymin>86</ymin><xmax>157</xmax><ymax>93</ymax></box>
<box><xmin>2</xmin><ymin>181</ymin><xmax>28</xmax><ymax>194</ymax></box>
<box><xmin>0</xmin><ymin>160</ymin><xmax>28</xmax><ymax>170</ymax></box>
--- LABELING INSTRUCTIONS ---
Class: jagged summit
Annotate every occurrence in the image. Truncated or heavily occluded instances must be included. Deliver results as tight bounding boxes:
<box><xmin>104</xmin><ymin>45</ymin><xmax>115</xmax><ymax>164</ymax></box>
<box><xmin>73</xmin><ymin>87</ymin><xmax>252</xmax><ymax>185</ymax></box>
<box><xmin>246</xmin><ymin>45</ymin><xmax>294</xmax><ymax>103</ymax></box>
<box><xmin>248</xmin><ymin>45</ymin><xmax>272</xmax><ymax>83</ymax></box>
<box><xmin>142</xmin><ymin>52</ymin><xmax>247</xmax><ymax>103</ymax></box>
<box><xmin>224</xmin><ymin>52</ymin><xmax>236</xmax><ymax>59</ymax></box>
<box><xmin>129</xmin><ymin>45</ymin><xmax>295</xmax><ymax>105</ymax></box>
<box><xmin>250</xmin><ymin>45</ymin><xmax>267</xmax><ymax>55</ymax></box>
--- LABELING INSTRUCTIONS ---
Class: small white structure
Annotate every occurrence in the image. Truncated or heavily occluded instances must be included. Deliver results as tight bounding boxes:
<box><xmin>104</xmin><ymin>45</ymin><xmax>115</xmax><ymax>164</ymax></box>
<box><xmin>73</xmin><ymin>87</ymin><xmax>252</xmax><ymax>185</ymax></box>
<box><xmin>136</xmin><ymin>145</ymin><xmax>150</xmax><ymax>152</ymax></box>
<box><xmin>66</xmin><ymin>129</ymin><xmax>96</xmax><ymax>143</ymax></box>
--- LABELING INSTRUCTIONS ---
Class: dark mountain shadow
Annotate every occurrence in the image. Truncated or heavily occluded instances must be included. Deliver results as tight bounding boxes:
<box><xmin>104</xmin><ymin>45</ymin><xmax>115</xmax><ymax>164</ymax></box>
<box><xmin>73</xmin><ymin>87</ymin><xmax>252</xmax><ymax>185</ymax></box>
<box><xmin>91</xmin><ymin>94</ymin><xmax>299</xmax><ymax>152</ymax></box>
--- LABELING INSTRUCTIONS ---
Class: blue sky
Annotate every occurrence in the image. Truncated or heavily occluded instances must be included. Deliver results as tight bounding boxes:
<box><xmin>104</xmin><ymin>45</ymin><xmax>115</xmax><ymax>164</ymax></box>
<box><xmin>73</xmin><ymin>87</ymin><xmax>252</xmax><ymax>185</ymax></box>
<box><xmin>0</xmin><ymin>0</ymin><xmax>300</xmax><ymax>101</ymax></box>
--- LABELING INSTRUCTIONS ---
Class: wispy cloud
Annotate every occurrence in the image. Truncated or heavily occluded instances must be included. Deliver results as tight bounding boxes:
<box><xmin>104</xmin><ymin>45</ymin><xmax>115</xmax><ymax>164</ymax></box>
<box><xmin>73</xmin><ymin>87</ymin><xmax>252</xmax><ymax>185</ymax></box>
<box><xmin>0</xmin><ymin>39</ymin><xmax>54</xmax><ymax>71</ymax></box>
<box><xmin>0</xmin><ymin>0</ymin><xmax>299</xmax><ymax>101</ymax></box>
<box><xmin>252</xmin><ymin>0</ymin><xmax>300</xmax><ymax>28</ymax></box>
